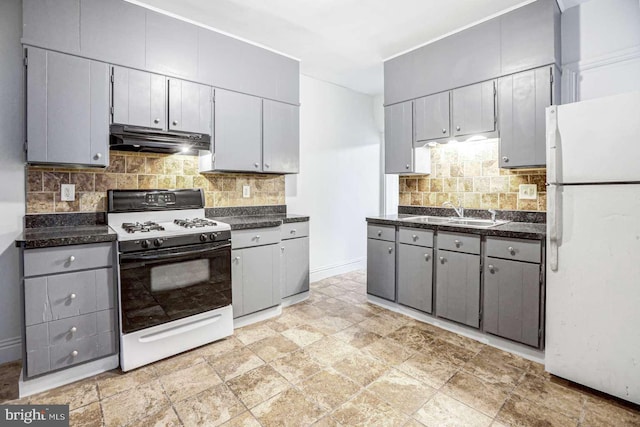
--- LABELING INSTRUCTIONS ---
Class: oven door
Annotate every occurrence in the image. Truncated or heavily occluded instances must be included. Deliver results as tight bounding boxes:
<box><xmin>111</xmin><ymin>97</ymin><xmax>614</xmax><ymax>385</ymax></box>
<box><xmin>119</xmin><ymin>242</ymin><xmax>231</xmax><ymax>334</ymax></box>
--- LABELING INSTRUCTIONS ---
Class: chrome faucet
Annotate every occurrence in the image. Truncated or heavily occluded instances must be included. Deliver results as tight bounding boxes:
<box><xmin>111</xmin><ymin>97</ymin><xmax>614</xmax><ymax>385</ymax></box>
<box><xmin>488</xmin><ymin>209</ymin><xmax>497</xmax><ymax>223</ymax></box>
<box><xmin>443</xmin><ymin>201</ymin><xmax>464</xmax><ymax>218</ymax></box>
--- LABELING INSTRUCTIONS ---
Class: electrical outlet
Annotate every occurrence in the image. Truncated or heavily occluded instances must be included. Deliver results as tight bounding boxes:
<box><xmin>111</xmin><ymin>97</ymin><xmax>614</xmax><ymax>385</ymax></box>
<box><xmin>518</xmin><ymin>184</ymin><xmax>537</xmax><ymax>200</ymax></box>
<box><xmin>242</xmin><ymin>185</ymin><xmax>250</xmax><ymax>198</ymax></box>
<box><xmin>61</xmin><ymin>184</ymin><xmax>75</xmax><ymax>201</ymax></box>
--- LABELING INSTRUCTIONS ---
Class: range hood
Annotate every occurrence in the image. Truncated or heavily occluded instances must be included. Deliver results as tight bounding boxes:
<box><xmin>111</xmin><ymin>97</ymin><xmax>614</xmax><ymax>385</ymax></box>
<box><xmin>109</xmin><ymin>124</ymin><xmax>211</xmax><ymax>154</ymax></box>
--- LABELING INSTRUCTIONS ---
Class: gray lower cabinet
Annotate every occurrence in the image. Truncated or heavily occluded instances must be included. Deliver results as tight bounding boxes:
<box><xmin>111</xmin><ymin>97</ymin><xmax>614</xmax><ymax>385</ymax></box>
<box><xmin>451</xmin><ymin>80</ymin><xmax>496</xmax><ymax>138</ymax></box>
<box><xmin>27</xmin><ymin>47</ymin><xmax>109</xmax><ymax>167</ymax></box>
<box><xmin>22</xmin><ymin>242</ymin><xmax>117</xmax><ymax>378</ymax></box>
<box><xmin>397</xmin><ymin>244</ymin><xmax>433</xmax><ymax>313</ymax></box>
<box><xmin>280</xmin><ymin>237</ymin><xmax>310</xmax><ymax>298</ymax></box>
<box><xmin>414</xmin><ymin>92</ymin><xmax>450</xmax><ymax>143</ymax></box>
<box><xmin>366</xmin><ymin>238</ymin><xmax>396</xmax><ymax>301</ymax></box>
<box><xmin>435</xmin><ymin>249</ymin><xmax>481</xmax><ymax>328</ymax></box>
<box><xmin>384</xmin><ymin>101</ymin><xmax>414</xmax><ymax>174</ymax></box>
<box><xmin>168</xmin><ymin>79</ymin><xmax>212</xmax><ymax>135</ymax></box>
<box><xmin>231</xmin><ymin>245</ymin><xmax>281</xmax><ymax>318</ymax></box>
<box><xmin>263</xmin><ymin>100</ymin><xmax>300</xmax><ymax>174</ymax></box>
<box><xmin>112</xmin><ymin>66</ymin><xmax>166</xmax><ymax>130</ymax></box>
<box><xmin>498</xmin><ymin>66</ymin><xmax>554</xmax><ymax>168</ymax></box>
<box><xmin>483</xmin><ymin>258</ymin><xmax>541</xmax><ymax>347</ymax></box>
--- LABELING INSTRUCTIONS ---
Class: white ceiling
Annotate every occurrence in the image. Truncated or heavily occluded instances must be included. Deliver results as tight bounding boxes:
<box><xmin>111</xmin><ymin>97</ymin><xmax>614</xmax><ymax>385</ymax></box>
<box><xmin>131</xmin><ymin>0</ymin><xmax>577</xmax><ymax>96</ymax></box>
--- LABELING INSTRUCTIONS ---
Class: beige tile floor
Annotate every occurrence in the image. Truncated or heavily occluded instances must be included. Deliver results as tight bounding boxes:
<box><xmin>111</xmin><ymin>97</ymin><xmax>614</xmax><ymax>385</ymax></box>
<box><xmin>1</xmin><ymin>270</ymin><xmax>640</xmax><ymax>426</ymax></box>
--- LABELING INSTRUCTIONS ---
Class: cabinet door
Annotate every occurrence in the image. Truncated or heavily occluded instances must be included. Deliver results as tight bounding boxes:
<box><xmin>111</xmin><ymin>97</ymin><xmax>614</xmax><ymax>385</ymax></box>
<box><xmin>145</xmin><ymin>9</ymin><xmax>198</xmax><ymax>80</ymax></box>
<box><xmin>451</xmin><ymin>80</ymin><xmax>496</xmax><ymax>138</ymax></box>
<box><xmin>498</xmin><ymin>67</ymin><xmax>551</xmax><ymax>168</ymax></box>
<box><xmin>435</xmin><ymin>249</ymin><xmax>480</xmax><ymax>328</ymax></box>
<box><xmin>27</xmin><ymin>48</ymin><xmax>109</xmax><ymax>166</ymax></box>
<box><xmin>367</xmin><ymin>238</ymin><xmax>396</xmax><ymax>301</ymax></box>
<box><xmin>112</xmin><ymin>66</ymin><xmax>166</xmax><ymax>129</ymax></box>
<box><xmin>23</xmin><ymin>0</ymin><xmax>80</xmax><ymax>53</ymax></box>
<box><xmin>168</xmin><ymin>79</ymin><xmax>212</xmax><ymax>134</ymax></box>
<box><xmin>281</xmin><ymin>237</ymin><xmax>310</xmax><ymax>298</ymax></box>
<box><xmin>213</xmin><ymin>89</ymin><xmax>262</xmax><ymax>172</ymax></box>
<box><xmin>232</xmin><ymin>245</ymin><xmax>280</xmax><ymax>318</ymax></box>
<box><xmin>263</xmin><ymin>100</ymin><xmax>300</xmax><ymax>174</ymax></box>
<box><xmin>414</xmin><ymin>92</ymin><xmax>450</xmax><ymax>142</ymax></box>
<box><xmin>484</xmin><ymin>258</ymin><xmax>541</xmax><ymax>347</ymax></box>
<box><xmin>384</xmin><ymin>101</ymin><xmax>413</xmax><ymax>174</ymax></box>
<box><xmin>398</xmin><ymin>244</ymin><xmax>433</xmax><ymax>314</ymax></box>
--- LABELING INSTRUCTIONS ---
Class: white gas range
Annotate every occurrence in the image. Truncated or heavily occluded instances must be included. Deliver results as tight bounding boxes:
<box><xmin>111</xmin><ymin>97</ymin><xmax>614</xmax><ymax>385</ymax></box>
<box><xmin>107</xmin><ymin>189</ymin><xmax>233</xmax><ymax>371</ymax></box>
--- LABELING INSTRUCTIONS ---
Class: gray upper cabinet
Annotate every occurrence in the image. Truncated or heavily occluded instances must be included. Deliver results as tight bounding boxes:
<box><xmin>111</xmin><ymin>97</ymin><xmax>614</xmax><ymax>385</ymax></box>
<box><xmin>483</xmin><ymin>258</ymin><xmax>541</xmax><ymax>347</ymax></box>
<box><xmin>500</xmin><ymin>0</ymin><xmax>561</xmax><ymax>76</ymax></box>
<box><xmin>384</xmin><ymin>52</ymin><xmax>416</xmax><ymax>107</ymax></box>
<box><xmin>498</xmin><ymin>66</ymin><xmax>553</xmax><ymax>168</ymax></box>
<box><xmin>435</xmin><ymin>250</ymin><xmax>480</xmax><ymax>328</ymax></box>
<box><xmin>27</xmin><ymin>48</ymin><xmax>109</xmax><ymax>167</ymax></box>
<box><xmin>398</xmin><ymin>244</ymin><xmax>433</xmax><ymax>314</ymax></box>
<box><xmin>168</xmin><ymin>79</ymin><xmax>212</xmax><ymax>135</ymax></box>
<box><xmin>414</xmin><ymin>92</ymin><xmax>450</xmax><ymax>143</ymax></box>
<box><xmin>212</xmin><ymin>89</ymin><xmax>262</xmax><ymax>172</ymax></box>
<box><xmin>385</xmin><ymin>101</ymin><xmax>413</xmax><ymax>173</ymax></box>
<box><xmin>22</xmin><ymin>0</ymin><xmax>80</xmax><ymax>54</ymax></box>
<box><xmin>112</xmin><ymin>66</ymin><xmax>166</xmax><ymax>130</ymax></box>
<box><xmin>451</xmin><ymin>80</ymin><xmax>496</xmax><ymax>138</ymax></box>
<box><xmin>146</xmin><ymin>10</ymin><xmax>198</xmax><ymax>80</ymax></box>
<box><xmin>80</xmin><ymin>0</ymin><xmax>146</xmax><ymax>69</ymax></box>
<box><xmin>263</xmin><ymin>100</ymin><xmax>300</xmax><ymax>174</ymax></box>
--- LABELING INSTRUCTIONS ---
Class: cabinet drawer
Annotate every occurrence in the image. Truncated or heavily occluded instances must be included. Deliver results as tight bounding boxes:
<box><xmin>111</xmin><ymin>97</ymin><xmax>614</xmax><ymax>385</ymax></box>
<box><xmin>486</xmin><ymin>237</ymin><xmax>541</xmax><ymax>263</ymax></box>
<box><xmin>367</xmin><ymin>224</ymin><xmax>395</xmax><ymax>242</ymax></box>
<box><xmin>50</xmin><ymin>335</ymin><xmax>100</xmax><ymax>372</ymax></box>
<box><xmin>399</xmin><ymin>227</ymin><xmax>434</xmax><ymax>247</ymax></box>
<box><xmin>232</xmin><ymin>227</ymin><xmax>281</xmax><ymax>249</ymax></box>
<box><xmin>24</xmin><ymin>243</ymin><xmax>113</xmax><ymax>277</ymax></box>
<box><xmin>437</xmin><ymin>232</ymin><xmax>480</xmax><ymax>254</ymax></box>
<box><xmin>281</xmin><ymin>222</ymin><xmax>309</xmax><ymax>240</ymax></box>
<box><xmin>24</xmin><ymin>268</ymin><xmax>114</xmax><ymax>326</ymax></box>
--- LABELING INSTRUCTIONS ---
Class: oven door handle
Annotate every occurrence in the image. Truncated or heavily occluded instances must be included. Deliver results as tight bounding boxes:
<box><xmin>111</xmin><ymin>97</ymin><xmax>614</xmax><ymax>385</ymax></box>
<box><xmin>120</xmin><ymin>244</ymin><xmax>230</xmax><ymax>261</ymax></box>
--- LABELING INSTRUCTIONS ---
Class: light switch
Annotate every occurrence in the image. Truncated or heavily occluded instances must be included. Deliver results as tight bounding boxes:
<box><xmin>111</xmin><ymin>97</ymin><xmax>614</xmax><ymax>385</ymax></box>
<box><xmin>61</xmin><ymin>184</ymin><xmax>76</xmax><ymax>201</ymax></box>
<box><xmin>242</xmin><ymin>185</ymin><xmax>250</xmax><ymax>198</ymax></box>
<box><xmin>518</xmin><ymin>184</ymin><xmax>537</xmax><ymax>200</ymax></box>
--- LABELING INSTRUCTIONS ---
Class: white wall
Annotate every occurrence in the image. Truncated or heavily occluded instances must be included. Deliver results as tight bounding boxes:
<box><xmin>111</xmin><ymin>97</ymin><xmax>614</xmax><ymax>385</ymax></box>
<box><xmin>0</xmin><ymin>0</ymin><xmax>25</xmax><ymax>363</ymax></box>
<box><xmin>286</xmin><ymin>76</ymin><xmax>381</xmax><ymax>281</ymax></box>
<box><xmin>561</xmin><ymin>0</ymin><xmax>640</xmax><ymax>102</ymax></box>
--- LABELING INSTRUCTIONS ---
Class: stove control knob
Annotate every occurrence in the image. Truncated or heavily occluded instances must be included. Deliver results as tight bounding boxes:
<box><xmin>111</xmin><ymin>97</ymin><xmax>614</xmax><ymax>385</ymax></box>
<box><xmin>200</xmin><ymin>234</ymin><xmax>208</xmax><ymax>242</ymax></box>
<box><xmin>140</xmin><ymin>240</ymin><xmax>150</xmax><ymax>249</ymax></box>
<box><xmin>210</xmin><ymin>233</ymin><xmax>218</xmax><ymax>241</ymax></box>
<box><xmin>154</xmin><ymin>238</ymin><xmax>164</xmax><ymax>247</ymax></box>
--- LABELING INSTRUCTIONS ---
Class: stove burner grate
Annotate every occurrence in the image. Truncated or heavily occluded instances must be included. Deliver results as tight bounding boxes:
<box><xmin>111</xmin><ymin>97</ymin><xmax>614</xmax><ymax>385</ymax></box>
<box><xmin>173</xmin><ymin>218</ymin><xmax>218</xmax><ymax>229</ymax></box>
<box><xmin>122</xmin><ymin>221</ymin><xmax>165</xmax><ymax>234</ymax></box>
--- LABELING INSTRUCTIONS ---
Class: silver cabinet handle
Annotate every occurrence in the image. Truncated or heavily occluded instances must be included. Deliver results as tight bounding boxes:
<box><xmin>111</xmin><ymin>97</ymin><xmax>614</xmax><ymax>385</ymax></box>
<box><xmin>94</xmin><ymin>153</ymin><xmax>102</xmax><ymax>160</ymax></box>
<box><xmin>508</xmin><ymin>246</ymin><xmax>515</xmax><ymax>254</ymax></box>
<box><xmin>405</xmin><ymin>164</ymin><xmax>410</xmax><ymax>169</ymax></box>
<box><xmin>388</xmin><ymin>247</ymin><xmax>393</xmax><ymax>254</ymax></box>
<box><xmin>254</xmin><ymin>163</ymin><xmax>259</xmax><ymax>168</ymax></box>
<box><xmin>233</xmin><ymin>256</ymin><xmax>240</xmax><ymax>262</ymax></box>
<box><xmin>456</xmin><ymin>125</ymin><xmax>461</xmax><ymax>131</ymax></box>
<box><xmin>153</xmin><ymin>118</ymin><xmax>160</xmax><ymax>124</ymax></box>
<box><xmin>255</xmin><ymin>235</ymin><xmax>260</xmax><ymax>239</ymax></box>
<box><xmin>454</xmin><ymin>239</ymin><xmax>461</xmax><ymax>246</ymax></box>
<box><xmin>264</xmin><ymin>163</ymin><xmax>270</xmax><ymax>168</ymax></box>
<box><xmin>377</xmin><ymin>230</ymin><xmax>382</xmax><ymax>237</ymax></box>
<box><xmin>412</xmin><ymin>234</ymin><xmax>418</xmax><ymax>241</ymax></box>
<box><xmin>71</xmin><ymin>350</ymin><xmax>78</xmax><ymax>357</ymax></box>
<box><xmin>424</xmin><ymin>254</ymin><xmax>430</xmax><ymax>261</ymax></box>
<box><xmin>69</xmin><ymin>326</ymin><xmax>77</xmax><ymax>334</ymax></box>
<box><xmin>502</xmin><ymin>156</ymin><xmax>509</xmax><ymax>163</ymax></box>
<box><xmin>70</xmin><ymin>293</ymin><xmax>77</xmax><ymax>300</ymax></box>
<box><xmin>172</xmin><ymin>120</ymin><xmax>178</xmax><ymax>126</ymax></box>
<box><xmin>442</xmin><ymin>128</ymin><xmax>446</xmax><ymax>134</ymax></box>
<box><xmin>439</xmin><ymin>256</ymin><xmax>445</xmax><ymax>263</ymax></box>
<box><xmin>290</xmin><ymin>229</ymin><xmax>296</xmax><ymax>234</ymax></box>
<box><xmin>68</xmin><ymin>256</ymin><xmax>75</xmax><ymax>262</ymax></box>
<box><xmin>488</xmin><ymin>264</ymin><xmax>495</xmax><ymax>272</ymax></box>
<box><xmin>281</xmin><ymin>247</ymin><xmax>285</xmax><ymax>252</ymax></box>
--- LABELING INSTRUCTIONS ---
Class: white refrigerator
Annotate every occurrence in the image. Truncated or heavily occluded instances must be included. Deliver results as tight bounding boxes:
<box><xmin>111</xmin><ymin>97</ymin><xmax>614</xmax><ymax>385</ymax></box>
<box><xmin>545</xmin><ymin>91</ymin><xmax>640</xmax><ymax>405</ymax></box>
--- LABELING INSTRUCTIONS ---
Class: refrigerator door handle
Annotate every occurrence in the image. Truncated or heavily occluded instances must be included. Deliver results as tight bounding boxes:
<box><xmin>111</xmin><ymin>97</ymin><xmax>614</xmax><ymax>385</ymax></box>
<box><xmin>548</xmin><ymin>184</ymin><xmax>560</xmax><ymax>271</ymax></box>
<box><xmin>546</xmin><ymin>106</ymin><xmax>558</xmax><ymax>185</ymax></box>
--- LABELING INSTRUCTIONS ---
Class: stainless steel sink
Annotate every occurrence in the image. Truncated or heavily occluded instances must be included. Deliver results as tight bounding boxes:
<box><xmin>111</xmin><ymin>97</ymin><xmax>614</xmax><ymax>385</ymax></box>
<box><xmin>401</xmin><ymin>216</ymin><xmax>510</xmax><ymax>228</ymax></box>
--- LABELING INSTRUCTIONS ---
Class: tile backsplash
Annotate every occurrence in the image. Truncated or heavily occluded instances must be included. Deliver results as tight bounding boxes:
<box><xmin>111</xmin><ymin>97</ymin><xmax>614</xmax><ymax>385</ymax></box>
<box><xmin>26</xmin><ymin>151</ymin><xmax>285</xmax><ymax>214</ymax></box>
<box><xmin>399</xmin><ymin>139</ymin><xmax>546</xmax><ymax>211</ymax></box>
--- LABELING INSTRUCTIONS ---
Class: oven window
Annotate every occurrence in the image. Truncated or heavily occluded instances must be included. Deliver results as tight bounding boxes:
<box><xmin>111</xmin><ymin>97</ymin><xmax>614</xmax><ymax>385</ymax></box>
<box><xmin>119</xmin><ymin>244</ymin><xmax>231</xmax><ymax>334</ymax></box>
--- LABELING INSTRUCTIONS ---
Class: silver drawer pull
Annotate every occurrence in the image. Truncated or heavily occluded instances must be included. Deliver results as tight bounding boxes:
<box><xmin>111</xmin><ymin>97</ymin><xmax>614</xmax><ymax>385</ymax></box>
<box><xmin>70</xmin><ymin>293</ymin><xmax>77</xmax><ymax>300</ymax></box>
<box><xmin>439</xmin><ymin>256</ymin><xmax>445</xmax><ymax>263</ymax></box>
<box><xmin>69</xmin><ymin>326</ymin><xmax>77</xmax><ymax>334</ymax></box>
<box><xmin>442</xmin><ymin>128</ymin><xmax>446</xmax><ymax>134</ymax></box>
<box><xmin>508</xmin><ymin>246</ymin><xmax>515</xmax><ymax>254</ymax></box>
<box><xmin>255</xmin><ymin>235</ymin><xmax>260</xmax><ymax>239</ymax></box>
<box><xmin>454</xmin><ymin>239</ymin><xmax>461</xmax><ymax>246</ymax></box>
<box><xmin>388</xmin><ymin>247</ymin><xmax>393</xmax><ymax>254</ymax></box>
<box><xmin>94</xmin><ymin>153</ymin><xmax>102</xmax><ymax>160</ymax></box>
<box><xmin>488</xmin><ymin>264</ymin><xmax>495</xmax><ymax>273</ymax></box>
<box><xmin>68</xmin><ymin>256</ymin><xmax>75</xmax><ymax>262</ymax></box>
<box><xmin>377</xmin><ymin>230</ymin><xmax>382</xmax><ymax>237</ymax></box>
<box><xmin>71</xmin><ymin>350</ymin><xmax>78</xmax><ymax>357</ymax></box>
<box><xmin>290</xmin><ymin>229</ymin><xmax>296</xmax><ymax>234</ymax></box>
<box><xmin>153</xmin><ymin>118</ymin><xmax>160</xmax><ymax>124</ymax></box>
<box><xmin>412</xmin><ymin>234</ymin><xmax>418</xmax><ymax>240</ymax></box>
<box><xmin>172</xmin><ymin>120</ymin><xmax>178</xmax><ymax>126</ymax></box>
<box><xmin>424</xmin><ymin>254</ymin><xmax>430</xmax><ymax>261</ymax></box>
<box><xmin>234</xmin><ymin>256</ymin><xmax>240</xmax><ymax>262</ymax></box>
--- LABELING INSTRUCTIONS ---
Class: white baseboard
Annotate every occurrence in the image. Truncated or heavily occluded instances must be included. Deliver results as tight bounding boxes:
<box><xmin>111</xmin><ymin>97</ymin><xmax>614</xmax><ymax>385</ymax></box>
<box><xmin>0</xmin><ymin>336</ymin><xmax>22</xmax><ymax>365</ymax></box>
<box><xmin>233</xmin><ymin>305</ymin><xmax>282</xmax><ymax>329</ymax></box>
<box><xmin>281</xmin><ymin>291</ymin><xmax>309</xmax><ymax>307</ymax></box>
<box><xmin>310</xmin><ymin>257</ymin><xmax>366</xmax><ymax>283</ymax></box>
<box><xmin>367</xmin><ymin>295</ymin><xmax>545</xmax><ymax>364</ymax></box>
<box><xmin>19</xmin><ymin>355</ymin><xmax>119</xmax><ymax>398</ymax></box>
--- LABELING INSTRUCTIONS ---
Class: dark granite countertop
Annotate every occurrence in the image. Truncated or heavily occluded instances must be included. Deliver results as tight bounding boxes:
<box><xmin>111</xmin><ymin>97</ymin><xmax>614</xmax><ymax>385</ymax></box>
<box><xmin>211</xmin><ymin>214</ymin><xmax>310</xmax><ymax>231</ymax></box>
<box><xmin>16</xmin><ymin>225</ymin><xmax>117</xmax><ymax>249</ymax></box>
<box><xmin>367</xmin><ymin>214</ymin><xmax>546</xmax><ymax>240</ymax></box>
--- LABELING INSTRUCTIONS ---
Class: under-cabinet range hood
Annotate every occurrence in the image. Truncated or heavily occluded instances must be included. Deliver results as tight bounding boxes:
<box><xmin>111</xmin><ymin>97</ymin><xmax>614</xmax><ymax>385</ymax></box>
<box><xmin>109</xmin><ymin>124</ymin><xmax>211</xmax><ymax>154</ymax></box>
